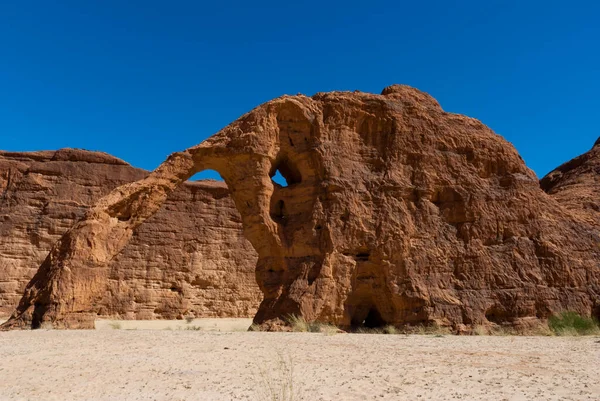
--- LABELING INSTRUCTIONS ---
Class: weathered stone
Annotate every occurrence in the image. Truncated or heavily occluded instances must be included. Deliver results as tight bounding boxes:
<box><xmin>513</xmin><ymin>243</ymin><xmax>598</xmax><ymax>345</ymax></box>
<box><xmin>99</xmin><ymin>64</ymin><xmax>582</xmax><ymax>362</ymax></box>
<box><xmin>541</xmin><ymin>139</ymin><xmax>600</xmax><ymax>226</ymax></box>
<box><xmin>2</xmin><ymin>85</ymin><xmax>599</xmax><ymax>330</ymax></box>
<box><xmin>0</xmin><ymin>149</ymin><xmax>259</xmax><ymax>322</ymax></box>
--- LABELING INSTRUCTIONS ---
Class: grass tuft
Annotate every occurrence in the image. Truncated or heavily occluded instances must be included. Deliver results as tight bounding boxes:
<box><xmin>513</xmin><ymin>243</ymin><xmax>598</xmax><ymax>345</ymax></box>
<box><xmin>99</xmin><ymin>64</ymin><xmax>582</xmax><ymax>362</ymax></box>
<box><xmin>548</xmin><ymin>312</ymin><xmax>600</xmax><ymax>336</ymax></box>
<box><xmin>249</xmin><ymin>323</ymin><xmax>263</xmax><ymax>332</ymax></box>
<box><xmin>412</xmin><ymin>323</ymin><xmax>451</xmax><ymax>336</ymax></box>
<box><xmin>109</xmin><ymin>321</ymin><xmax>122</xmax><ymax>330</ymax></box>
<box><xmin>287</xmin><ymin>315</ymin><xmax>309</xmax><ymax>332</ymax></box>
<box><xmin>254</xmin><ymin>351</ymin><xmax>302</xmax><ymax>401</ymax></box>
<box><xmin>286</xmin><ymin>315</ymin><xmax>338</xmax><ymax>334</ymax></box>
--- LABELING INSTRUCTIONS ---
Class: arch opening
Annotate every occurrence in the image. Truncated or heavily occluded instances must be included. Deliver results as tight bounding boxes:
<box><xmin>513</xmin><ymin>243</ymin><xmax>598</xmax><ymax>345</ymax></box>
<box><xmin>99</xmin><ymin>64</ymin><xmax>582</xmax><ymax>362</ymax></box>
<box><xmin>188</xmin><ymin>169</ymin><xmax>224</xmax><ymax>182</ymax></box>
<box><xmin>270</xmin><ymin>157</ymin><xmax>301</xmax><ymax>187</ymax></box>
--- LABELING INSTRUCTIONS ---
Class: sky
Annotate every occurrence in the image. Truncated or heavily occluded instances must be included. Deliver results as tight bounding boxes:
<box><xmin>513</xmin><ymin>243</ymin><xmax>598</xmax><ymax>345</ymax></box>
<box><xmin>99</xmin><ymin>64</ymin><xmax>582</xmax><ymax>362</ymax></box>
<box><xmin>1</xmin><ymin>1</ymin><xmax>599</xmax><ymax>182</ymax></box>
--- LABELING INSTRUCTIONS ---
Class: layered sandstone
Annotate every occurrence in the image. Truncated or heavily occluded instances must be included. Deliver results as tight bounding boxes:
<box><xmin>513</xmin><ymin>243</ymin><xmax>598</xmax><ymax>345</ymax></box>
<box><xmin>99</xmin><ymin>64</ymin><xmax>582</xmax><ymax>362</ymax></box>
<box><xmin>541</xmin><ymin>139</ymin><xmax>600</xmax><ymax>226</ymax></box>
<box><xmin>0</xmin><ymin>149</ymin><xmax>259</xmax><ymax>320</ymax></box>
<box><xmin>2</xmin><ymin>85</ymin><xmax>599</xmax><ymax>331</ymax></box>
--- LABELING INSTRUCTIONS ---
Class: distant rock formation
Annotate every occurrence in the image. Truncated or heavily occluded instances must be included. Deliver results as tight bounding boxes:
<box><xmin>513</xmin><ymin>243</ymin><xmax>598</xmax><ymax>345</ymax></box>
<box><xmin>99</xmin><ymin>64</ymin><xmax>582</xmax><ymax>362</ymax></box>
<box><xmin>541</xmin><ymin>139</ymin><xmax>600</xmax><ymax>226</ymax></box>
<box><xmin>0</xmin><ymin>149</ymin><xmax>259</xmax><ymax>321</ymax></box>
<box><xmin>2</xmin><ymin>85</ymin><xmax>598</xmax><ymax>331</ymax></box>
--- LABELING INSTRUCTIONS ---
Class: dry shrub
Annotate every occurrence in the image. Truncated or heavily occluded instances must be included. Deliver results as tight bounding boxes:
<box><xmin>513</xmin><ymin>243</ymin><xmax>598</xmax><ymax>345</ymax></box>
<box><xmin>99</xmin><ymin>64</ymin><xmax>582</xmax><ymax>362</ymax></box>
<box><xmin>254</xmin><ymin>351</ymin><xmax>302</xmax><ymax>401</ymax></box>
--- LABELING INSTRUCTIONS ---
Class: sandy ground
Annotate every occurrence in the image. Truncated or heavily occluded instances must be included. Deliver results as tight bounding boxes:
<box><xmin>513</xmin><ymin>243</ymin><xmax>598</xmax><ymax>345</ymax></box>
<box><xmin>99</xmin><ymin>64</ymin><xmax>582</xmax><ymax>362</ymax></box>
<box><xmin>94</xmin><ymin>318</ymin><xmax>253</xmax><ymax>332</ymax></box>
<box><xmin>0</xmin><ymin>322</ymin><xmax>599</xmax><ymax>401</ymax></box>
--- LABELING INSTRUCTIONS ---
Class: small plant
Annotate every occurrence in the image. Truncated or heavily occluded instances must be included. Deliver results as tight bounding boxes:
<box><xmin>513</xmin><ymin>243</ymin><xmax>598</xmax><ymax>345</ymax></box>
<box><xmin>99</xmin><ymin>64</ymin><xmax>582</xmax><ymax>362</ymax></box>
<box><xmin>355</xmin><ymin>327</ymin><xmax>384</xmax><ymax>334</ymax></box>
<box><xmin>287</xmin><ymin>315</ymin><xmax>309</xmax><ymax>332</ymax></box>
<box><xmin>185</xmin><ymin>316</ymin><xmax>194</xmax><ymax>324</ymax></box>
<box><xmin>472</xmin><ymin>325</ymin><xmax>488</xmax><ymax>336</ymax></box>
<box><xmin>382</xmin><ymin>325</ymin><xmax>398</xmax><ymax>335</ymax></box>
<box><xmin>254</xmin><ymin>351</ymin><xmax>302</xmax><ymax>401</ymax></box>
<box><xmin>249</xmin><ymin>323</ymin><xmax>263</xmax><ymax>332</ymax></box>
<box><xmin>286</xmin><ymin>315</ymin><xmax>337</xmax><ymax>333</ymax></box>
<box><xmin>412</xmin><ymin>322</ymin><xmax>451</xmax><ymax>336</ymax></box>
<box><xmin>489</xmin><ymin>325</ymin><xmax>517</xmax><ymax>336</ymax></box>
<box><xmin>184</xmin><ymin>325</ymin><xmax>203</xmax><ymax>331</ymax></box>
<box><xmin>316</xmin><ymin>323</ymin><xmax>340</xmax><ymax>335</ymax></box>
<box><xmin>109</xmin><ymin>321</ymin><xmax>122</xmax><ymax>330</ymax></box>
<box><xmin>40</xmin><ymin>321</ymin><xmax>54</xmax><ymax>330</ymax></box>
<box><xmin>548</xmin><ymin>311</ymin><xmax>600</xmax><ymax>336</ymax></box>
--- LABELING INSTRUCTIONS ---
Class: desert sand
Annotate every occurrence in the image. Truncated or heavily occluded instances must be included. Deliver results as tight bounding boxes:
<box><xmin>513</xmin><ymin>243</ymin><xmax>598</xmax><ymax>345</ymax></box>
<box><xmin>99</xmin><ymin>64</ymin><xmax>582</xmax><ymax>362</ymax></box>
<box><xmin>1</xmin><ymin>319</ymin><xmax>599</xmax><ymax>401</ymax></box>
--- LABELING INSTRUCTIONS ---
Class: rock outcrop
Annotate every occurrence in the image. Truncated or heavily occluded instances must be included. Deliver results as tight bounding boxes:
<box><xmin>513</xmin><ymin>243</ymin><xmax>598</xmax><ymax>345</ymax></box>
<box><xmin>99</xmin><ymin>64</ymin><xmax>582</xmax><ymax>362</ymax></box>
<box><xmin>0</xmin><ymin>149</ymin><xmax>259</xmax><ymax>321</ymax></box>
<box><xmin>541</xmin><ymin>140</ymin><xmax>600</xmax><ymax>226</ymax></box>
<box><xmin>2</xmin><ymin>85</ymin><xmax>599</xmax><ymax>330</ymax></box>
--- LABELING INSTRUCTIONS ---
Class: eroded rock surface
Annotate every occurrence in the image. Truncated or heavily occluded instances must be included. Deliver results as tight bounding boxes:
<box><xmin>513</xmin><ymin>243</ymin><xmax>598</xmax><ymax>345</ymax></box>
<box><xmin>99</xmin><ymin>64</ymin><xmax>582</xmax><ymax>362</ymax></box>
<box><xmin>541</xmin><ymin>140</ymin><xmax>600</xmax><ymax>226</ymax></box>
<box><xmin>3</xmin><ymin>85</ymin><xmax>599</xmax><ymax>330</ymax></box>
<box><xmin>0</xmin><ymin>149</ymin><xmax>259</xmax><ymax>322</ymax></box>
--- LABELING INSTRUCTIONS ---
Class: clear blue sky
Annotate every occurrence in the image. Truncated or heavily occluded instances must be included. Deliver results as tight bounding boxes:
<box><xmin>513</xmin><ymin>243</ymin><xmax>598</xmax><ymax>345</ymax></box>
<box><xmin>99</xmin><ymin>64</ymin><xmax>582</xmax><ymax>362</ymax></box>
<box><xmin>1</xmin><ymin>1</ymin><xmax>598</xmax><ymax>181</ymax></box>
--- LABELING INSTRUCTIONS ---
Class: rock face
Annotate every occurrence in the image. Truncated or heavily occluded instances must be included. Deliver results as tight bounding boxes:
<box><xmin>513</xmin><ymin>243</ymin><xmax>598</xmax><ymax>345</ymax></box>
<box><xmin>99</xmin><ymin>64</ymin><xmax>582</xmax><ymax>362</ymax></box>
<box><xmin>2</xmin><ymin>85</ymin><xmax>599</xmax><ymax>331</ymax></box>
<box><xmin>0</xmin><ymin>149</ymin><xmax>259</xmax><ymax>320</ymax></box>
<box><xmin>541</xmin><ymin>140</ymin><xmax>600</xmax><ymax>226</ymax></box>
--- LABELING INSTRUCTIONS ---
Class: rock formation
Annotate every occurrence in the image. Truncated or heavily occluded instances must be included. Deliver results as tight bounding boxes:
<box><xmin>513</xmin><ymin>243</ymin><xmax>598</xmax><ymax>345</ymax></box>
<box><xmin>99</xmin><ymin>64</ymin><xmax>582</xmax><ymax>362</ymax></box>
<box><xmin>541</xmin><ymin>140</ymin><xmax>600</xmax><ymax>226</ymax></box>
<box><xmin>2</xmin><ymin>85</ymin><xmax>599</xmax><ymax>331</ymax></box>
<box><xmin>0</xmin><ymin>149</ymin><xmax>259</xmax><ymax>321</ymax></box>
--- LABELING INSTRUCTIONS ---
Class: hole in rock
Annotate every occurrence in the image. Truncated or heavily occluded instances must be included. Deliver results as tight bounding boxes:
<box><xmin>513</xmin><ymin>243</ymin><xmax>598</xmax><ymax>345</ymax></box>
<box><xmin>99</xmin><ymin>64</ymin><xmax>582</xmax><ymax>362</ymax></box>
<box><xmin>270</xmin><ymin>199</ymin><xmax>286</xmax><ymax>223</ymax></box>
<box><xmin>362</xmin><ymin>308</ymin><xmax>387</xmax><ymax>328</ymax></box>
<box><xmin>188</xmin><ymin>169</ymin><xmax>224</xmax><ymax>182</ymax></box>
<box><xmin>270</xmin><ymin>157</ymin><xmax>301</xmax><ymax>187</ymax></box>
<box><xmin>485</xmin><ymin>306</ymin><xmax>508</xmax><ymax>324</ymax></box>
<box><xmin>355</xmin><ymin>252</ymin><xmax>370</xmax><ymax>262</ymax></box>
<box><xmin>117</xmin><ymin>214</ymin><xmax>131</xmax><ymax>222</ymax></box>
<box><xmin>31</xmin><ymin>302</ymin><xmax>47</xmax><ymax>329</ymax></box>
<box><xmin>349</xmin><ymin>305</ymin><xmax>388</xmax><ymax>329</ymax></box>
<box><xmin>271</xmin><ymin>170</ymin><xmax>288</xmax><ymax>186</ymax></box>
<box><xmin>170</xmin><ymin>285</ymin><xmax>183</xmax><ymax>294</ymax></box>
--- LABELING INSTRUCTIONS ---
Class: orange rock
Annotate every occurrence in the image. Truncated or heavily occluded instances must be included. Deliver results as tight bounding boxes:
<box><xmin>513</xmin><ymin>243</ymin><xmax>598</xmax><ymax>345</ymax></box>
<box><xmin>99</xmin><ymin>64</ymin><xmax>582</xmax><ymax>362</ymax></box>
<box><xmin>2</xmin><ymin>85</ymin><xmax>599</xmax><ymax>330</ymax></box>
<box><xmin>541</xmin><ymin>140</ymin><xmax>600</xmax><ymax>226</ymax></box>
<box><xmin>0</xmin><ymin>149</ymin><xmax>259</xmax><ymax>324</ymax></box>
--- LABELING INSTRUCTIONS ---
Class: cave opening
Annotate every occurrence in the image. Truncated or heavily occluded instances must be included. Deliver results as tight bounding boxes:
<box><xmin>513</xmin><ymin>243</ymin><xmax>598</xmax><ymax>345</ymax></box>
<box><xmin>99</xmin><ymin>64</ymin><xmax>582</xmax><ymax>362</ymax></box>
<box><xmin>270</xmin><ymin>199</ymin><xmax>286</xmax><ymax>223</ymax></box>
<box><xmin>31</xmin><ymin>302</ymin><xmax>47</xmax><ymax>330</ymax></box>
<box><xmin>350</xmin><ymin>306</ymin><xmax>388</xmax><ymax>329</ymax></box>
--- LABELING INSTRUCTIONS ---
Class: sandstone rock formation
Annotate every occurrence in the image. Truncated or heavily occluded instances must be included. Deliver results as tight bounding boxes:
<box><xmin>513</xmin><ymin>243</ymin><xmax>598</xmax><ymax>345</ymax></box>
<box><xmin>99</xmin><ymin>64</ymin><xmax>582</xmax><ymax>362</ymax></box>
<box><xmin>2</xmin><ymin>85</ymin><xmax>599</xmax><ymax>330</ymax></box>
<box><xmin>541</xmin><ymin>139</ymin><xmax>600</xmax><ymax>226</ymax></box>
<box><xmin>0</xmin><ymin>149</ymin><xmax>259</xmax><ymax>321</ymax></box>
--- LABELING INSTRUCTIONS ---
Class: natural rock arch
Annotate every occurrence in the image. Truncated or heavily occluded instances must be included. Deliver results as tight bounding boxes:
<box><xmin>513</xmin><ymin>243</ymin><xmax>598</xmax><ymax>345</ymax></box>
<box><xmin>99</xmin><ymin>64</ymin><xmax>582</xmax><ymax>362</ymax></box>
<box><xmin>2</xmin><ymin>85</ymin><xmax>599</xmax><ymax>331</ymax></box>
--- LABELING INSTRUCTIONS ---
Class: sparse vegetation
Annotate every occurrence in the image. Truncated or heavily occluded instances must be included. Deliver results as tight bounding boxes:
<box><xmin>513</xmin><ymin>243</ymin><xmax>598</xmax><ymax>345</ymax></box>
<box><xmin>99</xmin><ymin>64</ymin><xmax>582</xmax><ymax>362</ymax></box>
<box><xmin>184</xmin><ymin>325</ymin><xmax>203</xmax><ymax>331</ymax></box>
<box><xmin>411</xmin><ymin>323</ymin><xmax>451</xmax><ymax>336</ymax></box>
<box><xmin>472</xmin><ymin>325</ymin><xmax>488</xmax><ymax>336</ymax></box>
<box><xmin>109</xmin><ymin>321</ymin><xmax>122</xmax><ymax>330</ymax></box>
<box><xmin>254</xmin><ymin>351</ymin><xmax>302</xmax><ymax>401</ymax></box>
<box><xmin>354</xmin><ymin>327</ymin><xmax>384</xmax><ymax>334</ymax></box>
<box><xmin>185</xmin><ymin>316</ymin><xmax>194</xmax><ymax>324</ymax></box>
<box><xmin>548</xmin><ymin>311</ymin><xmax>600</xmax><ymax>336</ymax></box>
<box><xmin>249</xmin><ymin>323</ymin><xmax>263</xmax><ymax>332</ymax></box>
<box><xmin>39</xmin><ymin>321</ymin><xmax>54</xmax><ymax>330</ymax></box>
<box><xmin>286</xmin><ymin>315</ymin><xmax>338</xmax><ymax>334</ymax></box>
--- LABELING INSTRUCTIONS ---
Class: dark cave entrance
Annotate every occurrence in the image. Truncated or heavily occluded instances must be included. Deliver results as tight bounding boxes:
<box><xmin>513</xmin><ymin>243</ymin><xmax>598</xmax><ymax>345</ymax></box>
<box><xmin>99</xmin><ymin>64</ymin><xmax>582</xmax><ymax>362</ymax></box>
<box><xmin>349</xmin><ymin>305</ymin><xmax>388</xmax><ymax>330</ymax></box>
<box><xmin>31</xmin><ymin>302</ymin><xmax>47</xmax><ymax>329</ymax></box>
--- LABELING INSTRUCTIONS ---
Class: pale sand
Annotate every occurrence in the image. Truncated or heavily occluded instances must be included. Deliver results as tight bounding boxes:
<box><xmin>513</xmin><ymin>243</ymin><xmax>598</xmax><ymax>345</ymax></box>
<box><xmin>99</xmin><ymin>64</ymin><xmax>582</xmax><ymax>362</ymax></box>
<box><xmin>0</xmin><ymin>326</ymin><xmax>599</xmax><ymax>400</ymax></box>
<box><xmin>94</xmin><ymin>318</ymin><xmax>253</xmax><ymax>332</ymax></box>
